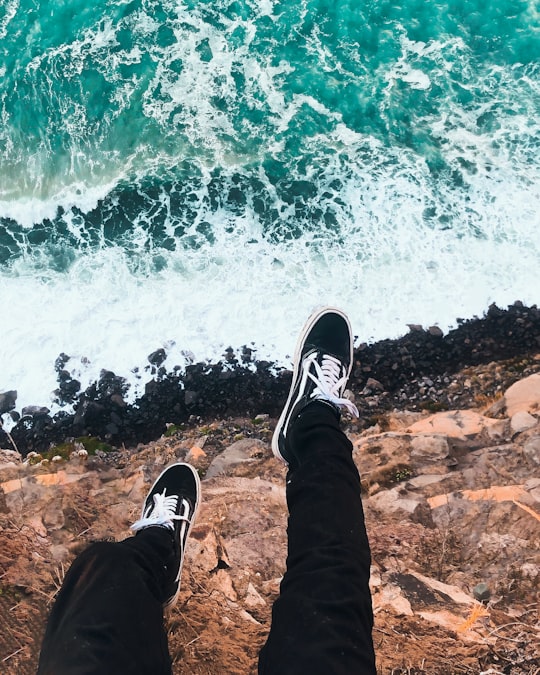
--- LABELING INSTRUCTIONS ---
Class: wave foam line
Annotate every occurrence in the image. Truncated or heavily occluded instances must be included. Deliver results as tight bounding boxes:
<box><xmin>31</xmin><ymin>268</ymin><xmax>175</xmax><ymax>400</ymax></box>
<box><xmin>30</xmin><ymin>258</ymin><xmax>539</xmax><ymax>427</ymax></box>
<box><xmin>1</xmin><ymin>201</ymin><xmax>538</xmax><ymax>414</ymax></box>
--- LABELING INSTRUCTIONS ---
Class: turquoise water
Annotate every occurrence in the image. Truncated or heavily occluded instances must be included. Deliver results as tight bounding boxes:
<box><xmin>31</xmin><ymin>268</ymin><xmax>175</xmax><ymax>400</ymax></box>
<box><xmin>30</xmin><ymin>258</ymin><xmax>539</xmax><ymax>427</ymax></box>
<box><xmin>0</xmin><ymin>0</ymin><xmax>539</xmax><ymax>407</ymax></box>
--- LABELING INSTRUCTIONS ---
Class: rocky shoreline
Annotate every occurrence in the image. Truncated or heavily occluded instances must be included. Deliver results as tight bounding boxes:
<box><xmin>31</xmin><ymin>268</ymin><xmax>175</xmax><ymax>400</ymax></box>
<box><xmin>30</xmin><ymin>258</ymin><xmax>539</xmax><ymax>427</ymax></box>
<box><xmin>1</xmin><ymin>302</ymin><xmax>540</xmax><ymax>457</ymax></box>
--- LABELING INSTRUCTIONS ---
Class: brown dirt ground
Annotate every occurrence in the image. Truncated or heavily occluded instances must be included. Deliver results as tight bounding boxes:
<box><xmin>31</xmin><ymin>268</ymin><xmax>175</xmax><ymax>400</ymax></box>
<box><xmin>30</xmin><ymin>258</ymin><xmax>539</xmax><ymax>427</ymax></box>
<box><xmin>1</xmin><ymin>480</ymin><xmax>538</xmax><ymax>674</ymax></box>
<box><xmin>1</xmin><ymin>358</ymin><xmax>539</xmax><ymax>674</ymax></box>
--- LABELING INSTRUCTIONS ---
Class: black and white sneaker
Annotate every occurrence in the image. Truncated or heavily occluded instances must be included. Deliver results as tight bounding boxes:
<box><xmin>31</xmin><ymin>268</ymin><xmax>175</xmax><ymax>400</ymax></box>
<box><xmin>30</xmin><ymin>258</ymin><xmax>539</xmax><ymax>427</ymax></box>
<box><xmin>272</xmin><ymin>307</ymin><xmax>359</xmax><ymax>467</ymax></box>
<box><xmin>131</xmin><ymin>463</ymin><xmax>200</xmax><ymax>609</ymax></box>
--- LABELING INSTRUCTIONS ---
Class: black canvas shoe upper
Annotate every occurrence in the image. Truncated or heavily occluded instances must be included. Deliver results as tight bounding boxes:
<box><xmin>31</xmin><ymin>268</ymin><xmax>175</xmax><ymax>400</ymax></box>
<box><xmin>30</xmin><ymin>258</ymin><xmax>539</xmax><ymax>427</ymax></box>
<box><xmin>131</xmin><ymin>462</ymin><xmax>200</xmax><ymax>608</ymax></box>
<box><xmin>272</xmin><ymin>307</ymin><xmax>359</xmax><ymax>467</ymax></box>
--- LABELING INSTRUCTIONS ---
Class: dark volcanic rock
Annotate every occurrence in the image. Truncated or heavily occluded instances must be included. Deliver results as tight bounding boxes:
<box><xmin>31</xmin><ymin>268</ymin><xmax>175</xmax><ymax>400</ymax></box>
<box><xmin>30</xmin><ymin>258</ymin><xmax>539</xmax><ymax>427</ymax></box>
<box><xmin>54</xmin><ymin>353</ymin><xmax>70</xmax><ymax>372</ymax></box>
<box><xmin>351</xmin><ymin>302</ymin><xmax>540</xmax><ymax>393</ymax></box>
<box><xmin>0</xmin><ymin>390</ymin><xmax>17</xmax><ymax>414</ymax></box>
<box><xmin>21</xmin><ymin>406</ymin><xmax>50</xmax><ymax>417</ymax></box>
<box><xmin>54</xmin><ymin>369</ymin><xmax>81</xmax><ymax>405</ymax></box>
<box><xmin>148</xmin><ymin>348</ymin><xmax>167</xmax><ymax>367</ymax></box>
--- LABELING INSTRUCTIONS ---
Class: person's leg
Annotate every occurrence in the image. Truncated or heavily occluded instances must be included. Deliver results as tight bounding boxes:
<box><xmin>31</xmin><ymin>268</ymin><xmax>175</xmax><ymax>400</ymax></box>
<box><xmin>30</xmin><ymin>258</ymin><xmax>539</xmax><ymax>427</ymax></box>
<box><xmin>259</xmin><ymin>307</ymin><xmax>376</xmax><ymax>675</ymax></box>
<box><xmin>37</xmin><ymin>463</ymin><xmax>200</xmax><ymax>675</ymax></box>
<box><xmin>37</xmin><ymin>529</ymin><xmax>176</xmax><ymax>675</ymax></box>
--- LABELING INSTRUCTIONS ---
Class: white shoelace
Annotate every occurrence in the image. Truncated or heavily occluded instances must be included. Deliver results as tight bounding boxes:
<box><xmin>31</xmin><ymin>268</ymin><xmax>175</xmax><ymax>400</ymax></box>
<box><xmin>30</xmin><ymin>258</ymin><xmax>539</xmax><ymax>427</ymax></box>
<box><xmin>304</xmin><ymin>352</ymin><xmax>359</xmax><ymax>417</ymax></box>
<box><xmin>131</xmin><ymin>491</ymin><xmax>191</xmax><ymax>532</ymax></box>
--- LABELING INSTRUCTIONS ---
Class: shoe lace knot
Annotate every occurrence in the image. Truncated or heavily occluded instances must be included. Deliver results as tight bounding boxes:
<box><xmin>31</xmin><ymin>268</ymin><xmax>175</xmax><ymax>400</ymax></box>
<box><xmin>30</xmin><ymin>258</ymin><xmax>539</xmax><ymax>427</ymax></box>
<box><xmin>130</xmin><ymin>490</ymin><xmax>191</xmax><ymax>532</ymax></box>
<box><xmin>306</xmin><ymin>352</ymin><xmax>359</xmax><ymax>417</ymax></box>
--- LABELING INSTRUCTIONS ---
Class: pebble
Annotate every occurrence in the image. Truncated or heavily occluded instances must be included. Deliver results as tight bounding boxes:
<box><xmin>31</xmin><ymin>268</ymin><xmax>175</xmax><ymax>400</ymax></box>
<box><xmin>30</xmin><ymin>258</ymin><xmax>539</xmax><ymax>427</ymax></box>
<box><xmin>473</xmin><ymin>582</ymin><xmax>491</xmax><ymax>602</ymax></box>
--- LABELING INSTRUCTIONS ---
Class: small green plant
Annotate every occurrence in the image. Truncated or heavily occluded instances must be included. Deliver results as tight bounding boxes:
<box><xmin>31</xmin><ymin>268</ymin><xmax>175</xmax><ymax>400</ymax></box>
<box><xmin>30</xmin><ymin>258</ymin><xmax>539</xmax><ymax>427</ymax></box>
<box><xmin>77</xmin><ymin>437</ymin><xmax>113</xmax><ymax>455</ymax></box>
<box><xmin>164</xmin><ymin>424</ymin><xmax>182</xmax><ymax>437</ymax></box>
<box><xmin>368</xmin><ymin>462</ymin><xmax>413</xmax><ymax>489</ymax></box>
<box><xmin>44</xmin><ymin>436</ymin><xmax>113</xmax><ymax>461</ymax></box>
<box><xmin>44</xmin><ymin>442</ymin><xmax>73</xmax><ymax>461</ymax></box>
<box><xmin>394</xmin><ymin>467</ymin><xmax>412</xmax><ymax>482</ymax></box>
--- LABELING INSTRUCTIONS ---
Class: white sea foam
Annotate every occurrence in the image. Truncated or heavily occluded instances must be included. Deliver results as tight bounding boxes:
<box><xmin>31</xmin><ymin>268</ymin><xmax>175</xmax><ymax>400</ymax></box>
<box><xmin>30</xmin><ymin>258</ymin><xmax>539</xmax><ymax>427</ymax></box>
<box><xmin>1</xmin><ymin>142</ymin><xmax>538</xmax><ymax>416</ymax></box>
<box><xmin>0</xmin><ymin>0</ymin><xmax>18</xmax><ymax>40</ymax></box>
<box><xmin>0</xmin><ymin>177</ymin><xmax>123</xmax><ymax>229</ymax></box>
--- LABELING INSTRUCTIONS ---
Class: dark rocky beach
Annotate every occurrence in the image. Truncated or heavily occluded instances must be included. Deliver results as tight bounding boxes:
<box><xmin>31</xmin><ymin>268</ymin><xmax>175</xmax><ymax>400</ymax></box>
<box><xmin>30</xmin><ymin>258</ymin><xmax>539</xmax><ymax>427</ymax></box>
<box><xmin>2</xmin><ymin>301</ymin><xmax>540</xmax><ymax>457</ymax></box>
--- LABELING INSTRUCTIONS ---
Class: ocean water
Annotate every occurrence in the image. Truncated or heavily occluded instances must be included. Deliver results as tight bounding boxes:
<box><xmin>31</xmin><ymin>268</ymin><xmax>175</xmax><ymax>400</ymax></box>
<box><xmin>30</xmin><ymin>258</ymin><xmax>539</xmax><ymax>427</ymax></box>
<box><xmin>1</xmin><ymin>0</ymin><xmax>539</xmax><ymax>411</ymax></box>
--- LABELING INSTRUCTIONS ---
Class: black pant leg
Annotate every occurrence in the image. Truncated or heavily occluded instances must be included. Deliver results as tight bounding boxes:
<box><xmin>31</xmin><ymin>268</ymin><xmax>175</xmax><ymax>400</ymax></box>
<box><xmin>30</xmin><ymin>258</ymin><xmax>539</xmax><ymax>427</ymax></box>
<box><xmin>37</xmin><ymin>527</ymin><xmax>176</xmax><ymax>675</ymax></box>
<box><xmin>259</xmin><ymin>405</ymin><xmax>376</xmax><ymax>675</ymax></box>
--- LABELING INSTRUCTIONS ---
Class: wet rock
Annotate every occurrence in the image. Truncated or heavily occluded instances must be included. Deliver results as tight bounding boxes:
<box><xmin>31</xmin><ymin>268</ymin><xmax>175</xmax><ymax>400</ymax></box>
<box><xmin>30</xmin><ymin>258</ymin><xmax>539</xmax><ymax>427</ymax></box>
<box><xmin>148</xmin><ymin>348</ymin><xmax>167</xmax><ymax>367</ymax></box>
<box><xmin>106</xmin><ymin>423</ymin><xmax>119</xmax><ymax>436</ymax></box>
<box><xmin>184</xmin><ymin>390</ymin><xmax>198</xmax><ymax>406</ymax></box>
<box><xmin>0</xmin><ymin>390</ymin><xmax>17</xmax><ymax>414</ymax></box>
<box><xmin>241</xmin><ymin>346</ymin><xmax>254</xmax><ymax>363</ymax></box>
<box><xmin>111</xmin><ymin>394</ymin><xmax>126</xmax><ymax>408</ymax></box>
<box><xmin>54</xmin><ymin>369</ymin><xmax>81</xmax><ymax>405</ymax></box>
<box><xmin>54</xmin><ymin>353</ymin><xmax>70</xmax><ymax>371</ymax></box>
<box><xmin>21</xmin><ymin>405</ymin><xmax>51</xmax><ymax>418</ymax></box>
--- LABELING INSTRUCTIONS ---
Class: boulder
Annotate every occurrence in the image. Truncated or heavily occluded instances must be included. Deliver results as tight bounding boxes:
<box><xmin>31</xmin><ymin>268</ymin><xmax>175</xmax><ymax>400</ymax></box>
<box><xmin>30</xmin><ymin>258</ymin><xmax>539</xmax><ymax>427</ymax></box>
<box><xmin>504</xmin><ymin>373</ymin><xmax>540</xmax><ymax>416</ymax></box>
<box><xmin>22</xmin><ymin>405</ymin><xmax>51</xmax><ymax>418</ymax></box>
<box><xmin>0</xmin><ymin>390</ymin><xmax>17</xmax><ymax>414</ymax></box>
<box><xmin>147</xmin><ymin>348</ymin><xmax>167</xmax><ymax>367</ymax></box>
